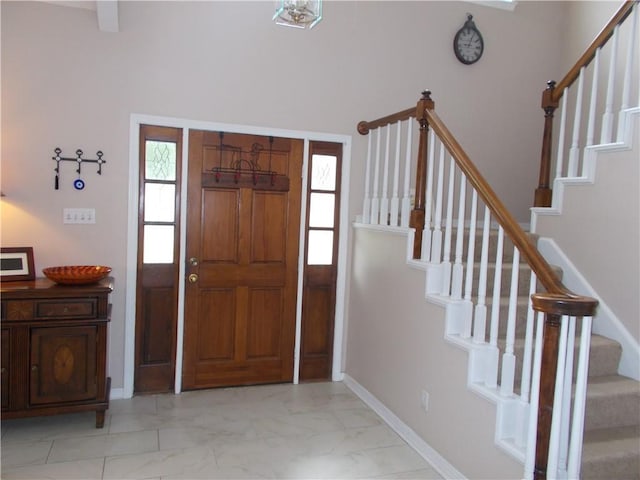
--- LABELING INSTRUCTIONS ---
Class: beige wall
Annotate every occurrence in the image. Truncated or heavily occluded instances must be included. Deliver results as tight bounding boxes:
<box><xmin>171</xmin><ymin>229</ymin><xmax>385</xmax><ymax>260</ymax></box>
<box><xmin>535</xmin><ymin>115</ymin><xmax>640</xmax><ymax>342</ymax></box>
<box><xmin>536</xmin><ymin>0</ymin><xmax>639</xmax><ymax>343</ymax></box>
<box><xmin>561</xmin><ymin>1</ymin><xmax>622</xmax><ymax>70</ymax></box>
<box><xmin>346</xmin><ymin>228</ymin><xmax>522</xmax><ymax>478</ymax></box>
<box><xmin>1</xmin><ymin>1</ymin><xmax>568</xmax><ymax>391</ymax></box>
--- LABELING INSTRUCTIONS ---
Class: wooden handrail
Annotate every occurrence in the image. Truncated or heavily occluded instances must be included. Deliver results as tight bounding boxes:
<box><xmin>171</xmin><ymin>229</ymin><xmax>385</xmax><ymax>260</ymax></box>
<box><xmin>422</xmin><ymin>99</ymin><xmax>576</xmax><ymax>306</ymax></box>
<box><xmin>552</xmin><ymin>0</ymin><xmax>636</xmax><ymax>101</ymax></box>
<box><xmin>535</xmin><ymin>0</ymin><xmax>637</xmax><ymax>207</ymax></box>
<box><xmin>357</xmin><ymin>107</ymin><xmax>415</xmax><ymax>135</ymax></box>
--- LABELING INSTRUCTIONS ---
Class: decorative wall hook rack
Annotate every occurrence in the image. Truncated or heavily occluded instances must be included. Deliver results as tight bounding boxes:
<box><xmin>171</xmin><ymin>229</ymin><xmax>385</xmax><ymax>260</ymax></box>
<box><xmin>202</xmin><ymin>133</ymin><xmax>289</xmax><ymax>192</ymax></box>
<box><xmin>52</xmin><ymin>147</ymin><xmax>106</xmax><ymax>190</ymax></box>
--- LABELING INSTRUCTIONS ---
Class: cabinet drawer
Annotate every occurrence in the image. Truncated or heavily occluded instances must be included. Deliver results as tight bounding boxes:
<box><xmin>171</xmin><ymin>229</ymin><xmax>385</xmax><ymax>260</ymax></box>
<box><xmin>36</xmin><ymin>300</ymin><xmax>97</xmax><ymax>319</ymax></box>
<box><xmin>4</xmin><ymin>301</ymin><xmax>34</xmax><ymax>321</ymax></box>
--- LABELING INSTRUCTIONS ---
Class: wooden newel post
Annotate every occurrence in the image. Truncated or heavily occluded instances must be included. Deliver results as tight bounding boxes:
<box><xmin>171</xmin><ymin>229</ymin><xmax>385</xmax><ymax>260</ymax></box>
<box><xmin>533</xmin><ymin>312</ymin><xmax>562</xmax><ymax>480</ymax></box>
<box><xmin>534</xmin><ymin>81</ymin><xmax>558</xmax><ymax>208</ymax></box>
<box><xmin>410</xmin><ymin>90</ymin><xmax>434</xmax><ymax>259</ymax></box>
<box><xmin>531</xmin><ymin>292</ymin><xmax>597</xmax><ymax>480</ymax></box>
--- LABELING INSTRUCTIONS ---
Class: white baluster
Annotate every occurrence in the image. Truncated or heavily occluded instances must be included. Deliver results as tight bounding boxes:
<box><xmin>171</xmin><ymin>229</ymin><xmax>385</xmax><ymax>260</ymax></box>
<box><xmin>390</xmin><ymin>121</ymin><xmax>402</xmax><ymax>227</ymax></box>
<box><xmin>422</xmin><ymin>129</ymin><xmax>436</xmax><ymax>261</ymax></box>
<box><xmin>618</xmin><ymin>4</ymin><xmax>639</xmax><ymax>141</ymax></box>
<box><xmin>601</xmin><ymin>26</ymin><xmax>619</xmax><ymax>144</ymax></box>
<box><xmin>547</xmin><ymin>315</ymin><xmax>570</xmax><ymax>479</ymax></box>
<box><xmin>371</xmin><ymin>126</ymin><xmax>382</xmax><ymax>225</ymax></box>
<box><xmin>558</xmin><ymin>317</ymin><xmax>577</xmax><ymax>476</ymax></box>
<box><xmin>380</xmin><ymin>125</ymin><xmax>391</xmax><ymax>226</ymax></box>
<box><xmin>473</xmin><ymin>206</ymin><xmax>491</xmax><ymax>344</ymax></box>
<box><xmin>441</xmin><ymin>155</ymin><xmax>455</xmax><ymax>296</ymax></box>
<box><xmin>585</xmin><ymin>48</ymin><xmax>600</xmax><ymax>149</ymax></box>
<box><xmin>520</xmin><ymin>272</ymin><xmax>538</xmax><ymax>403</ymax></box>
<box><xmin>451</xmin><ymin>174</ymin><xmax>466</xmax><ymax>300</ymax></box>
<box><xmin>401</xmin><ymin>120</ymin><xmax>413</xmax><ymax>228</ymax></box>
<box><xmin>362</xmin><ymin>132</ymin><xmax>372</xmax><ymax>224</ymax></box>
<box><xmin>556</xmin><ymin>91</ymin><xmax>568</xmax><ymax>178</ymax></box>
<box><xmin>487</xmin><ymin>226</ymin><xmax>504</xmax><ymax>389</ymax></box>
<box><xmin>524</xmin><ymin>312</ymin><xmax>545</xmax><ymax>480</ymax></box>
<box><xmin>567</xmin><ymin>316</ymin><xmax>593</xmax><ymax>479</ymax></box>
<box><xmin>517</xmin><ymin>271</ymin><xmax>538</xmax><ymax>449</ymax></box>
<box><xmin>462</xmin><ymin>190</ymin><xmax>478</xmax><ymax>339</ymax></box>
<box><xmin>500</xmin><ymin>248</ymin><xmax>520</xmax><ymax>397</ymax></box>
<box><xmin>568</xmin><ymin>67</ymin><xmax>585</xmax><ymax>177</ymax></box>
<box><xmin>430</xmin><ymin>143</ymin><xmax>445</xmax><ymax>263</ymax></box>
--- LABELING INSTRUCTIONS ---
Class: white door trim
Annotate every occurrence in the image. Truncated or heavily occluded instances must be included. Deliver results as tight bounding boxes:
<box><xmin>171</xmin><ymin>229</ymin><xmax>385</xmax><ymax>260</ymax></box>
<box><xmin>125</xmin><ymin>114</ymin><xmax>351</xmax><ymax>397</ymax></box>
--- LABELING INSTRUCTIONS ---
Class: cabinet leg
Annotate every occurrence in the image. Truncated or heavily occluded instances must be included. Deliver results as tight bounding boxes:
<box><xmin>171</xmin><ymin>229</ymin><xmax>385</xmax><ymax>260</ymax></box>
<box><xmin>96</xmin><ymin>410</ymin><xmax>106</xmax><ymax>428</ymax></box>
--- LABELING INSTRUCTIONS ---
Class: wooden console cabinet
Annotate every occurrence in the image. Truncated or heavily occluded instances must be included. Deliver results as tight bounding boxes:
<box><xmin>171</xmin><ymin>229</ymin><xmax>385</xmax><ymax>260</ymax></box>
<box><xmin>1</xmin><ymin>278</ymin><xmax>112</xmax><ymax>428</ymax></box>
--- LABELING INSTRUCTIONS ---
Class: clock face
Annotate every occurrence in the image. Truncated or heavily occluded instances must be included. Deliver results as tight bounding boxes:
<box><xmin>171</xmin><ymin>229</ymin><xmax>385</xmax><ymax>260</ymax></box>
<box><xmin>454</xmin><ymin>26</ymin><xmax>484</xmax><ymax>65</ymax></box>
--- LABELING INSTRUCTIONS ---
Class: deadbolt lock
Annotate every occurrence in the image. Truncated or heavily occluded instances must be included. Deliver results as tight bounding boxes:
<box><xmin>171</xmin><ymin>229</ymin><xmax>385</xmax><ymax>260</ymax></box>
<box><xmin>189</xmin><ymin>257</ymin><xmax>198</xmax><ymax>266</ymax></box>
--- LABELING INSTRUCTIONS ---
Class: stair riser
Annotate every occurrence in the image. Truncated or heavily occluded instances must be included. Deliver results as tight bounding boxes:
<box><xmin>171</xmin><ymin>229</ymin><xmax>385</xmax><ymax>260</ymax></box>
<box><xmin>584</xmin><ymin>392</ymin><xmax>640</xmax><ymax>431</ymax></box>
<box><xmin>581</xmin><ymin>455</ymin><xmax>640</xmax><ymax>480</ymax></box>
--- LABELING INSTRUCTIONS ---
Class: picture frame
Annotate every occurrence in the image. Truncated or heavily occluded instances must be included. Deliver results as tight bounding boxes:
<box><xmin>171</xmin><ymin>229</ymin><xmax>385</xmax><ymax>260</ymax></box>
<box><xmin>1</xmin><ymin>247</ymin><xmax>35</xmax><ymax>281</ymax></box>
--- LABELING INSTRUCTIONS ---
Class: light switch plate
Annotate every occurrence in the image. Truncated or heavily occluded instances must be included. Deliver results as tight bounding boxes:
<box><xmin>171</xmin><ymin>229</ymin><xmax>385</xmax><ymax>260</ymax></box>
<box><xmin>63</xmin><ymin>208</ymin><xmax>96</xmax><ymax>224</ymax></box>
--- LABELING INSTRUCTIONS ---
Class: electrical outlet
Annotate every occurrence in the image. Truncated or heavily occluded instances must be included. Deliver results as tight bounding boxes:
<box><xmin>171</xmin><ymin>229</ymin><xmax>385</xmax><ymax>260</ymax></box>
<box><xmin>421</xmin><ymin>390</ymin><xmax>429</xmax><ymax>412</ymax></box>
<box><xmin>63</xmin><ymin>208</ymin><xmax>96</xmax><ymax>224</ymax></box>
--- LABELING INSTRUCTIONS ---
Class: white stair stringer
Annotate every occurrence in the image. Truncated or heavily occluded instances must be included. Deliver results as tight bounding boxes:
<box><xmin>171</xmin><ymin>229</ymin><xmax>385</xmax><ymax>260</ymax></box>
<box><xmin>403</xmin><ymin>230</ymin><xmax>531</xmax><ymax>465</ymax></box>
<box><xmin>531</xmin><ymin>107</ymin><xmax>639</xmax><ymax>228</ymax></box>
<box><xmin>531</xmin><ymin>106</ymin><xmax>640</xmax><ymax>382</ymax></box>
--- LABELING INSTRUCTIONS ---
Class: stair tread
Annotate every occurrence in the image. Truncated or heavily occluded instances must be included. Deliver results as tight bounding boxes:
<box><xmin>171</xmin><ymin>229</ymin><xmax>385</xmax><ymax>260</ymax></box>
<box><xmin>511</xmin><ymin>333</ymin><xmax>621</xmax><ymax>346</ymax></box>
<box><xmin>582</xmin><ymin>426</ymin><xmax>640</xmax><ymax>466</ymax></box>
<box><xmin>584</xmin><ymin>425</ymin><xmax>640</xmax><ymax>445</ymax></box>
<box><xmin>586</xmin><ymin>374</ymin><xmax>640</xmax><ymax>397</ymax></box>
<box><xmin>581</xmin><ymin>426</ymin><xmax>640</xmax><ymax>479</ymax></box>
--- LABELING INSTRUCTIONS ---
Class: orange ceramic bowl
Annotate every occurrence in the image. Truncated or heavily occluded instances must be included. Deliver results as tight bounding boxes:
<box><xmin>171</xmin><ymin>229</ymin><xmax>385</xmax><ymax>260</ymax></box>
<box><xmin>42</xmin><ymin>265</ymin><xmax>112</xmax><ymax>285</ymax></box>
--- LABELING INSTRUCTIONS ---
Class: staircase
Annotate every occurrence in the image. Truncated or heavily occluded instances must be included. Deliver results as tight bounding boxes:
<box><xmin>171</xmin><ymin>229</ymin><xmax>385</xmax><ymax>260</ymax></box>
<box><xmin>465</xmin><ymin>230</ymin><xmax>640</xmax><ymax>478</ymax></box>
<box><xmin>351</xmin><ymin>3</ymin><xmax>639</xmax><ymax>477</ymax></box>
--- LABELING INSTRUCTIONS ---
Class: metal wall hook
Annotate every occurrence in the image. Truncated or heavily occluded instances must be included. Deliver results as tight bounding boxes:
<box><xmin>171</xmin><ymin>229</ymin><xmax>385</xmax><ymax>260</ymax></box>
<box><xmin>51</xmin><ymin>147</ymin><xmax>106</xmax><ymax>190</ymax></box>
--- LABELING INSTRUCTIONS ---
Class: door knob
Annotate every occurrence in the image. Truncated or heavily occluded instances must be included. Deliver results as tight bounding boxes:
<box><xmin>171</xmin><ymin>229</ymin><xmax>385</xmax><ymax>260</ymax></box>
<box><xmin>188</xmin><ymin>273</ymin><xmax>199</xmax><ymax>283</ymax></box>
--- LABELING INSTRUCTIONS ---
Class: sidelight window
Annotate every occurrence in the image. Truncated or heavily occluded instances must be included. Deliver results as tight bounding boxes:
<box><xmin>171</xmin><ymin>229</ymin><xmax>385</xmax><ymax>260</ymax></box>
<box><xmin>142</xmin><ymin>140</ymin><xmax>179</xmax><ymax>264</ymax></box>
<box><xmin>306</xmin><ymin>151</ymin><xmax>340</xmax><ymax>265</ymax></box>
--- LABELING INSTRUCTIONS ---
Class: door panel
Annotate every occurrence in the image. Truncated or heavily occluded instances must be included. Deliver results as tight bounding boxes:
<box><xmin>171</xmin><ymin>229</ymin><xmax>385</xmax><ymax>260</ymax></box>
<box><xmin>202</xmin><ymin>189</ymin><xmax>239</xmax><ymax>262</ymax></box>
<box><xmin>252</xmin><ymin>192</ymin><xmax>287</xmax><ymax>262</ymax></box>
<box><xmin>246</xmin><ymin>288</ymin><xmax>282</xmax><ymax>359</ymax></box>
<box><xmin>183</xmin><ymin>130</ymin><xmax>302</xmax><ymax>389</ymax></box>
<box><xmin>141</xmin><ymin>287</ymin><xmax>174</xmax><ymax>363</ymax></box>
<box><xmin>197</xmin><ymin>289</ymin><xmax>235</xmax><ymax>361</ymax></box>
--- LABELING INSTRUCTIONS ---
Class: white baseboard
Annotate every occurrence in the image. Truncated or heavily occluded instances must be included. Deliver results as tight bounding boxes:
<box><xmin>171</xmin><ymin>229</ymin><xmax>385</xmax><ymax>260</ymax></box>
<box><xmin>342</xmin><ymin>374</ymin><xmax>466</xmax><ymax>480</ymax></box>
<box><xmin>109</xmin><ymin>387</ymin><xmax>126</xmax><ymax>400</ymax></box>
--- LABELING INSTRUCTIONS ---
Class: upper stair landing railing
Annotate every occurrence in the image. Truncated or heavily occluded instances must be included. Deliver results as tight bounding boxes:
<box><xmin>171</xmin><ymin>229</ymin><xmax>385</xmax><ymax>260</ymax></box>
<box><xmin>357</xmin><ymin>91</ymin><xmax>598</xmax><ymax>480</ymax></box>
<box><xmin>535</xmin><ymin>0</ymin><xmax>639</xmax><ymax>207</ymax></box>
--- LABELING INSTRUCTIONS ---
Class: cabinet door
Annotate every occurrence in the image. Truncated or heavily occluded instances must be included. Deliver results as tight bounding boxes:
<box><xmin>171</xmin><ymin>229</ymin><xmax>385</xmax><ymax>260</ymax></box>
<box><xmin>30</xmin><ymin>326</ymin><xmax>97</xmax><ymax>405</ymax></box>
<box><xmin>1</xmin><ymin>328</ymin><xmax>9</xmax><ymax>409</ymax></box>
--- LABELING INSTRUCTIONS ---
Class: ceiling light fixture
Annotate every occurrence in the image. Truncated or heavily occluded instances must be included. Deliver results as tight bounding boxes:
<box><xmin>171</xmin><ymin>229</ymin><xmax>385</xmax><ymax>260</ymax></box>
<box><xmin>273</xmin><ymin>0</ymin><xmax>322</xmax><ymax>29</ymax></box>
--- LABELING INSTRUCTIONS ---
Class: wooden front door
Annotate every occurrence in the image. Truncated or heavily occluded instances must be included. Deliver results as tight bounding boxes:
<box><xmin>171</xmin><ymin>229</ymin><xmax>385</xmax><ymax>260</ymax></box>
<box><xmin>182</xmin><ymin>130</ymin><xmax>303</xmax><ymax>389</ymax></box>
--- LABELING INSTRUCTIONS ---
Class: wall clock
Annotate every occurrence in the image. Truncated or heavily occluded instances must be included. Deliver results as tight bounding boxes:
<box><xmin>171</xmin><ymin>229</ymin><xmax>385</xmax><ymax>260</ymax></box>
<box><xmin>453</xmin><ymin>14</ymin><xmax>484</xmax><ymax>65</ymax></box>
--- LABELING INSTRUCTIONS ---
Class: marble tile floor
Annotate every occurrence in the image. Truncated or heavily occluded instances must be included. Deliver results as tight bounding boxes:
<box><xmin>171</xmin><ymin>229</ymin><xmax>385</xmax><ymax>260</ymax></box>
<box><xmin>1</xmin><ymin>381</ymin><xmax>444</xmax><ymax>479</ymax></box>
